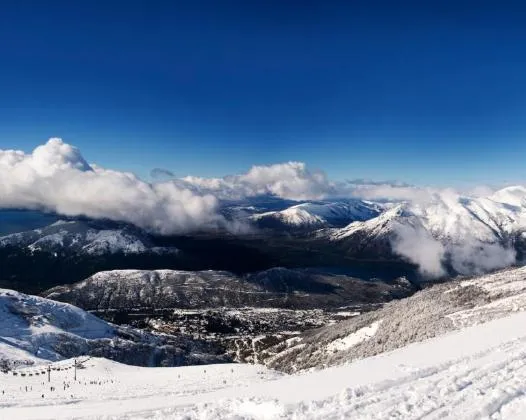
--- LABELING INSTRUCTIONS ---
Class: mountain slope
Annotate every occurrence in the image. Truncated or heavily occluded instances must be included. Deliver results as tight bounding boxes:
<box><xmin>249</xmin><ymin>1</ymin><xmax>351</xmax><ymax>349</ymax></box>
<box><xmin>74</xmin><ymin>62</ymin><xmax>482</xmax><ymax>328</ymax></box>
<box><xmin>43</xmin><ymin>267</ymin><xmax>415</xmax><ymax>311</ymax></box>
<box><xmin>0</xmin><ymin>289</ymin><xmax>226</xmax><ymax>370</ymax></box>
<box><xmin>325</xmin><ymin>189</ymin><xmax>526</xmax><ymax>276</ymax></box>
<box><xmin>0</xmin><ymin>219</ymin><xmax>177</xmax><ymax>256</ymax></box>
<box><xmin>251</xmin><ymin>200</ymin><xmax>382</xmax><ymax>230</ymax></box>
<box><xmin>489</xmin><ymin>185</ymin><xmax>526</xmax><ymax>207</ymax></box>
<box><xmin>264</xmin><ymin>265</ymin><xmax>526</xmax><ymax>372</ymax></box>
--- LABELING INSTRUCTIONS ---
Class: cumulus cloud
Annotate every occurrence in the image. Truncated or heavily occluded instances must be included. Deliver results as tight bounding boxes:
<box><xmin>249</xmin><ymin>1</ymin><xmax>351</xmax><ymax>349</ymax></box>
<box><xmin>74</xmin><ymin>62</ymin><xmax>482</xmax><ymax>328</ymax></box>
<box><xmin>0</xmin><ymin>140</ymin><xmax>341</xmax><ymax>234</ymax></box>
<box><xmin>180</xmin><ymin>162</ymin><xmax>335</xmax><ymax>201</ymax></box>
<box><xmin>0</xmin><ymin>138</ymin><xmax>223</xmax><ymax>234</ymax></box>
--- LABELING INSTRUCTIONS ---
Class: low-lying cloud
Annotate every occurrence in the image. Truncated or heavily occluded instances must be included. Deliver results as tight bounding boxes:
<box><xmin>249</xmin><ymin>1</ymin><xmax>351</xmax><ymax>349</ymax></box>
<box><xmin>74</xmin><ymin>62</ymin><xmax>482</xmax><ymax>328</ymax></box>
<box><xmin>392</xmin><ymin>223</ymin><xmax>517</xmax><ymax>279</ymax></box>
<box><xmin>391</xmin><ymin>223</ymin><xmax>447</xmax><ymax>278</ymax></box>
<box><xmin>389</xmin><ymin>188</ymin><xmax>520</xmax><ymax>278</ymax></box>
<box><xmin>449</xmin><ymin>242</ymin><xmax>516</xmax><ymax>276</ymax></box>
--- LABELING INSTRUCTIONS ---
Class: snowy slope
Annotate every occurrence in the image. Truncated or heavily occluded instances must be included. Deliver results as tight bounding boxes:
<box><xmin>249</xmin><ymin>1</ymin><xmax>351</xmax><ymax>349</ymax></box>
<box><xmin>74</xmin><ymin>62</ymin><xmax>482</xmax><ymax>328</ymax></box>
<box><xmin>0</xmin><ymin>289</ymin><xmax>114</xmax><ymax>368</ymax></box>
<box><xmin>2</xmin><ymin>311</ymin><xmax>526</xmax><ymax>419</ymax></box>
<box><xmin>0</xmin><ymin>289</ymin><xmax>226</xmax><ymax>370</ymax></box>
<box><xmin>264</xmin><ymin>266</ymin><xmax>526</xmax><ymax>373</ymax></box>
<box><xmin>329</xmin><ymin>204</ymin><xmax>413</xmax><ymax>240</ymax></box>
<box><xmin>251</xmin><ymin>200</ymin><xmax>382</xmax><ymax>229</ymax></box>
<box><xmin>489</xmin><ymin>185</ymin><xmax>526</xmax><ymax>207</ymax></box>
<box><xmin>331</xmin><ymin>192</ymin><xmax>526</xmax><ymax>243</ymax></box>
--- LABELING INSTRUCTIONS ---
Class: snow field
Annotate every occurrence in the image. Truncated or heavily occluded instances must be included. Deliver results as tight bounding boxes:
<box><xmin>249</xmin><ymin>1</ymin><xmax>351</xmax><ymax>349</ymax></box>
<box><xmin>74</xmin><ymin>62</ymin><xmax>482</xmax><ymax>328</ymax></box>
<box><xmin>1</xmin><ymin>310</ymin><xmax>526</xmax><ymax>419</ymax></box>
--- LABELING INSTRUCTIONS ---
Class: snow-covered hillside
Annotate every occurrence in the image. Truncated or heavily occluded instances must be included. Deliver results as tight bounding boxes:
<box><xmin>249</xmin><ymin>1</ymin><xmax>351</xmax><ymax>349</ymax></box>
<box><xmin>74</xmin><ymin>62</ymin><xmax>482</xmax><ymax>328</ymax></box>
<box><xmin>0</xmin><ymin>289</ymin><xmax>225</xmax><ymax>370</ymax></box>
<box><xmin>251</xmin><ymin>200</ymin><xmax>382</xmax><ymax>229</ymax></box>
<box><xmin>0</xmin><ymin>220</ymin><xmax>176</xmax><ymax>255</ymax></box>
<box><xmin>2</xmin><ymin>310</ymin><xmax>526</xmax><ymax>419</ymax></box>
<box><xmin>264</xmin><ymin>266</ymin><xmax>526</xmax><ymax>373</ymax></box>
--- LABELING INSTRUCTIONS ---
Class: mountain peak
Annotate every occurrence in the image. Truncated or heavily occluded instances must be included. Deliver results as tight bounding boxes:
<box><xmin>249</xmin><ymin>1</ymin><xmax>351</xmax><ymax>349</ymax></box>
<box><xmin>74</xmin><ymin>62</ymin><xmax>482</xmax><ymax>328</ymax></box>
<box><xmin>489</xmin><ymin>186</ymin><xmax>526</xmax><ymax>207</ymax></box>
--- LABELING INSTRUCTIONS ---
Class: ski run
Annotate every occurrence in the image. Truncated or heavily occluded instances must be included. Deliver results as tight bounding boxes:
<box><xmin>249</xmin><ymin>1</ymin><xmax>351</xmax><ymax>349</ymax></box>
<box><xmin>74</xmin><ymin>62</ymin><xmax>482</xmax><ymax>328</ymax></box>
<box><xmin>1</xmin><ymin>309</ymin><xmax>526</xmax><ymax>419</ymax></box>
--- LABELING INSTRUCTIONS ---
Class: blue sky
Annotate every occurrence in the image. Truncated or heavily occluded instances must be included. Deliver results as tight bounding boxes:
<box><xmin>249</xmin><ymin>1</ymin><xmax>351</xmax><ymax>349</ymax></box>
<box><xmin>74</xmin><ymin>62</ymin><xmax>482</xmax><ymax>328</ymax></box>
<box><xmin>1</xmin><ymin>1</ymin><xmax>526</xmax><ymax>186</ymax></box>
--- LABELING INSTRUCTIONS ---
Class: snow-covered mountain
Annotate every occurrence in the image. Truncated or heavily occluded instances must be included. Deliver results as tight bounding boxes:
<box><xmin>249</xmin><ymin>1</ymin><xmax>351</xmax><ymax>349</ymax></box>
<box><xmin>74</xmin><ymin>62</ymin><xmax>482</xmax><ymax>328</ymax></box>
<box><xmin>43</xmin><ymin>267</ymin><xmax>415</xmax><ymax>311</ymax></box>
<box><xmin>489</xmin><ymin>185</ymin><xmax>526</xmax><ymax>207</ymax></box>
<box><xmin>0</xmin><ymin>219</ymin><xmax>177</xmax><ymax>256</ymax></box>
<box><xmin>0</xmin><ymin>289</ymin><xmax>225</xmax><ymax>370</ymax></box>
<box><xmin>2</xmin><ymin>186</ymin><xmax>526</xmax><ymax>280</ymax></box>
<box><xmin>332</xmin><ymin>191</ymin><xmax>526</xmax><ymax>243</ymax></box>
<box><xmin>325</xmin><ymin>188</ymin><xmax>526</xmax><ymax>276</ymax></box>
<box><xmin>251</xmin><ymin>200</ymin><xmax>382</xmax><ymax>230</ymax></box>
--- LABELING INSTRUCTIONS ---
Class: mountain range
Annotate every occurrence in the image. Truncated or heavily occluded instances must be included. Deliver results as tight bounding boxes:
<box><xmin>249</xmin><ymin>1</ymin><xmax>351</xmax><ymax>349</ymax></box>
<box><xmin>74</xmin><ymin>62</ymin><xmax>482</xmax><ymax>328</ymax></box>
<box><xmin>42</xmin><ymin>267</ymin><xmax>415</xmax><ymax>311</ymax></box>
<box><xmin>0</xmin><ymin>185</ymin><xmax>525</xmax><ymax>293</ymax></box>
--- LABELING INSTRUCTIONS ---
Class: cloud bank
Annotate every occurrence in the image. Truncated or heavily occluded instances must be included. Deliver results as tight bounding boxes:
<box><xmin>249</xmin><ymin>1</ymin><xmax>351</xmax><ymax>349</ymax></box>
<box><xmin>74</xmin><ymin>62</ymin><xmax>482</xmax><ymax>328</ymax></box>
<box><xmin>0</xmin><ymin>139</ymin><xmax>344</xmax><ymax>234</ymax></box>
<box><xmin>179</xmin><ymin>162</ymin><xmax>335</xmax><ymax>201</ymax></box>
<box><xmin>0</xmin><ymin>139</ymin><xmax>221</xmax><ymax>234</ymax></box>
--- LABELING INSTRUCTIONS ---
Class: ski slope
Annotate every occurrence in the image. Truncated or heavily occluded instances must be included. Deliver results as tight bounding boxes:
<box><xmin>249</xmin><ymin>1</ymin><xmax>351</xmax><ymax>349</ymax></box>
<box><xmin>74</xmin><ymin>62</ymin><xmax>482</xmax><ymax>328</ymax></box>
<box><xmin>2</xmin><ymin>310</ymin><xmax>526</xmax><ymax>419</ymax></box>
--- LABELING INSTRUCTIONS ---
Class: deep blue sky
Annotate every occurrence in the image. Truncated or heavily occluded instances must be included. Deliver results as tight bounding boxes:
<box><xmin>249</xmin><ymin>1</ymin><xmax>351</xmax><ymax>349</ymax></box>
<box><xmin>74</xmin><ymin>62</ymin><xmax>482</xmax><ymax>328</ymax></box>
<box><xmin>1</xmin><ymin>1</ymin><xmax>526</xmax><ymax>185</ymax></box>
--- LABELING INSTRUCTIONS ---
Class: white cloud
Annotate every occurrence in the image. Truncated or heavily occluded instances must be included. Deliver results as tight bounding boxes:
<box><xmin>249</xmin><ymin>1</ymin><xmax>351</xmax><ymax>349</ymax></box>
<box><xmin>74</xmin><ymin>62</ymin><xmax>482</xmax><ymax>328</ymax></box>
<box><xmin>0</xmin><ymin>138</ymin><xmax>222</xmax><ymax>234</ymax></box>
<box><xmin>180</xmin><ymin>161</ymin><xmax>335</xmax><ymax>201</ymax></box>
<box><xmin>346</xmin><ymin>183</ymin><xmax>435</xmax><ymax>204</ymax></box>
<box><xmin>391</xmin><ymin>223</ymin><xmax>447</xmax><ymax>278</ymax></box>
<box><xmin>388</xmin><ymin>188</ymin><xmax>520</xmax><ymax>278</ymax></box>
<box><xmin>449</xmin><ymin>243</ymin><xmax>516</xmax><ymax>276</ymax></box>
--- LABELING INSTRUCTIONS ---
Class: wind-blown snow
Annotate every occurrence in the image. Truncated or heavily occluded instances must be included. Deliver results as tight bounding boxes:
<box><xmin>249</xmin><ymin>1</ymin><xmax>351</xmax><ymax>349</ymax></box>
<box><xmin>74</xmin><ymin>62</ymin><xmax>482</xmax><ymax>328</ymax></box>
<box><xmin>2</xmin><ymin>311</ymin><xmax>526</xmax><ymax>419</ymax></box>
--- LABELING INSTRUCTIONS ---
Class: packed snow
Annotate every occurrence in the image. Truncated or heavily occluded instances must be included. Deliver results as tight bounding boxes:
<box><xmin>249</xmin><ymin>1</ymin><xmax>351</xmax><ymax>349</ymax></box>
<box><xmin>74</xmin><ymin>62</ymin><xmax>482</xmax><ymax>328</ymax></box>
<box><xmin>1</xmin><ymin>310</ymin><xmax>526</xmax><ymax>419</ymax></box>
